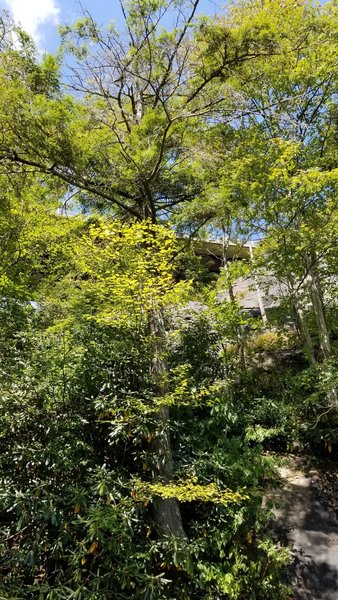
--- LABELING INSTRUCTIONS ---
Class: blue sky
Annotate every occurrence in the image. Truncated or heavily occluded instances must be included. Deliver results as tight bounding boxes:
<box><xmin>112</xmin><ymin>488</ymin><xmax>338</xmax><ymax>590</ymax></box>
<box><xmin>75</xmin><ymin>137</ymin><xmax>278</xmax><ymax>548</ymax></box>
<box><xmin>1</xmin><ymin>0</ymin><xmax>224</xmax><ymax>52</ymax></box>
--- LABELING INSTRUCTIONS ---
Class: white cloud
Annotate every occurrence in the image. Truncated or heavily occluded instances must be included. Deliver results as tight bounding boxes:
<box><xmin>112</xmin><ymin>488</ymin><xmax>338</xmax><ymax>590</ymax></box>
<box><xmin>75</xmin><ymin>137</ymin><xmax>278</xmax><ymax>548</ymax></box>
<box><xmin>5</xmin><ymin>0</ymin><xmax>60</xmax><ymax>46</ymax></box>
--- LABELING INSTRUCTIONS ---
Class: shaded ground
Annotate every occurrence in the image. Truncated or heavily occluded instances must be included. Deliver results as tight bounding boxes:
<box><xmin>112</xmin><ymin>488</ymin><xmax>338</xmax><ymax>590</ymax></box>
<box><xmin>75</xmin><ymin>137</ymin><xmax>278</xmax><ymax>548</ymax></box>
<box><xmin>267</xmin><ymin>458</ymin><xmax>338</xmax><ymax>599</ymax></box>
<box><xmin>308</xmin><ymin>461</ymin><xmax>338</xmax><ymax>517</ymax></box>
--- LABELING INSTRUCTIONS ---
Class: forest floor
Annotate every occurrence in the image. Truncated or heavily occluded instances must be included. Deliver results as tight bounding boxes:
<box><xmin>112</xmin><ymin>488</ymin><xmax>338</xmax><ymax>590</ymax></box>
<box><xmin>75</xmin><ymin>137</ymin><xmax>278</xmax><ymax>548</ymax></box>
<box><xmin>266</xmin><ymin>455</ymin><xmax>338</xmax><ymax>599</ymax></box>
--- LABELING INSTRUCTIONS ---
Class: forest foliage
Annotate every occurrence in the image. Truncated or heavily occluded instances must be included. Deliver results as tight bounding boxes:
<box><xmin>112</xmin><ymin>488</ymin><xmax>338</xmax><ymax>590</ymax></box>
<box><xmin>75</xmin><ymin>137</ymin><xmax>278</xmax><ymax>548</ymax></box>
<box><xmin>0</xmin><ymin>1</ymin><xmax>337</xmax><ymax>598</ymax></box>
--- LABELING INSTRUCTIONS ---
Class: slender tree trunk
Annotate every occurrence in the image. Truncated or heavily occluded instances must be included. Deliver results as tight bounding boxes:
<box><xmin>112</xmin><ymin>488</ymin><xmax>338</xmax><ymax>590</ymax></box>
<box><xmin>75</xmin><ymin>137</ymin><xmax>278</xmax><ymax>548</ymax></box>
<box><xmin>287</xmin><ymin>272</ymin><xmax>316</xmax><ymax>366</ymax></box>
<box><xmin>294</xmin><ymin>299</ymin><xmax>316</xmax><ymax>366</ymax></box>
<box><xmin>138</xmin><ymin>174</ymin><xmax>185</xmax><ymax>536</ymax></box>
<box><xmin>307</xmin><ymin>258</ymin><xmax>331</xmax><ymax>361</ymax></box>
<box><xmin>306</xmin><ymin>255</ymin><xmax>337</xmax><ymax>406</ymax></box>
<box><xmin>221</xmin><ymin>230</ymin><xmax>246</xmax><ymax>369</ymax></box>
<box><xmin>248</xmin><ymin>241</ymin><xmax>268</xmax><ymax>325</ymax></box>
<box><xmin>149</xmin><ymin>308</ymin><xmax>186</xmax><ymax>538</ymax></box>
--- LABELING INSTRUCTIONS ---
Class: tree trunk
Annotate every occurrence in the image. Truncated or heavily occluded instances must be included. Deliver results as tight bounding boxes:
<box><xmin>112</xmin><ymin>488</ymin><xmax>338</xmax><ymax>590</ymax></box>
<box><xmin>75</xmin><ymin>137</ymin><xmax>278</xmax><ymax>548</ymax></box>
<box><xmin>248</xmin><ymin>241</ymin><xmax>268</xmax><ymax>325</ymax></box>
<box><xmin>306</xmin><ymin>256</ymin><xmax>337</xmax><ymax>406</ymax></box>
<box><xmin>221</xmin><ymin>232</ymin><xmax>246</xmax><ymax>369</ymax></box>
<box><xmin>294</xmin><ymin>300</ymin><xmax>316</xmax><ymax>366</ymax></box>
<box><xmin>307</xmin><ymin>258</ymin><xmax>331</xmax><ymax>361</ymax></box>
<box><xmin>287</xmin><ymin>272</ymin><xmax>316</xmax><ymax>366</ymax></box>
<box><xmin>149</xmin><ymin>308</ymin><xmax>186</xmax><ymax>538</ymax></box>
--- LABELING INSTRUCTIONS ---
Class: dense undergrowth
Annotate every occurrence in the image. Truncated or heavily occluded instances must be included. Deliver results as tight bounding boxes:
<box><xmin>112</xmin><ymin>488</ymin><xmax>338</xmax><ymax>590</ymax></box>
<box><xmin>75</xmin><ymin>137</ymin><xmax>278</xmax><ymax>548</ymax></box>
<box><xmin>0</xmin><ymin>244</ymin><xmax>336</xmax><ymax>598</ymax></box>
<box><xmin>0</xmin><ymin>285</ymin><xmax>290</xmax><ymax>598</ymax></box>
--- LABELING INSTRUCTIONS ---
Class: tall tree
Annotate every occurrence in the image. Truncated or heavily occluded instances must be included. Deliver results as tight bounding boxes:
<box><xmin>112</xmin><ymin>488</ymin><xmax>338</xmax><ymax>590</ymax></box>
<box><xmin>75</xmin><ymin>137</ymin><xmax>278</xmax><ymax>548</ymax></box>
<box><xmin>181</xmin><ymin>0</ymin><xmax>338</xmax><ymax>384</ymax></box>
<box><xmin>0</xmin><ymin>0</ymin><xmax>281</xmax><ymax>537</ymax></box>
